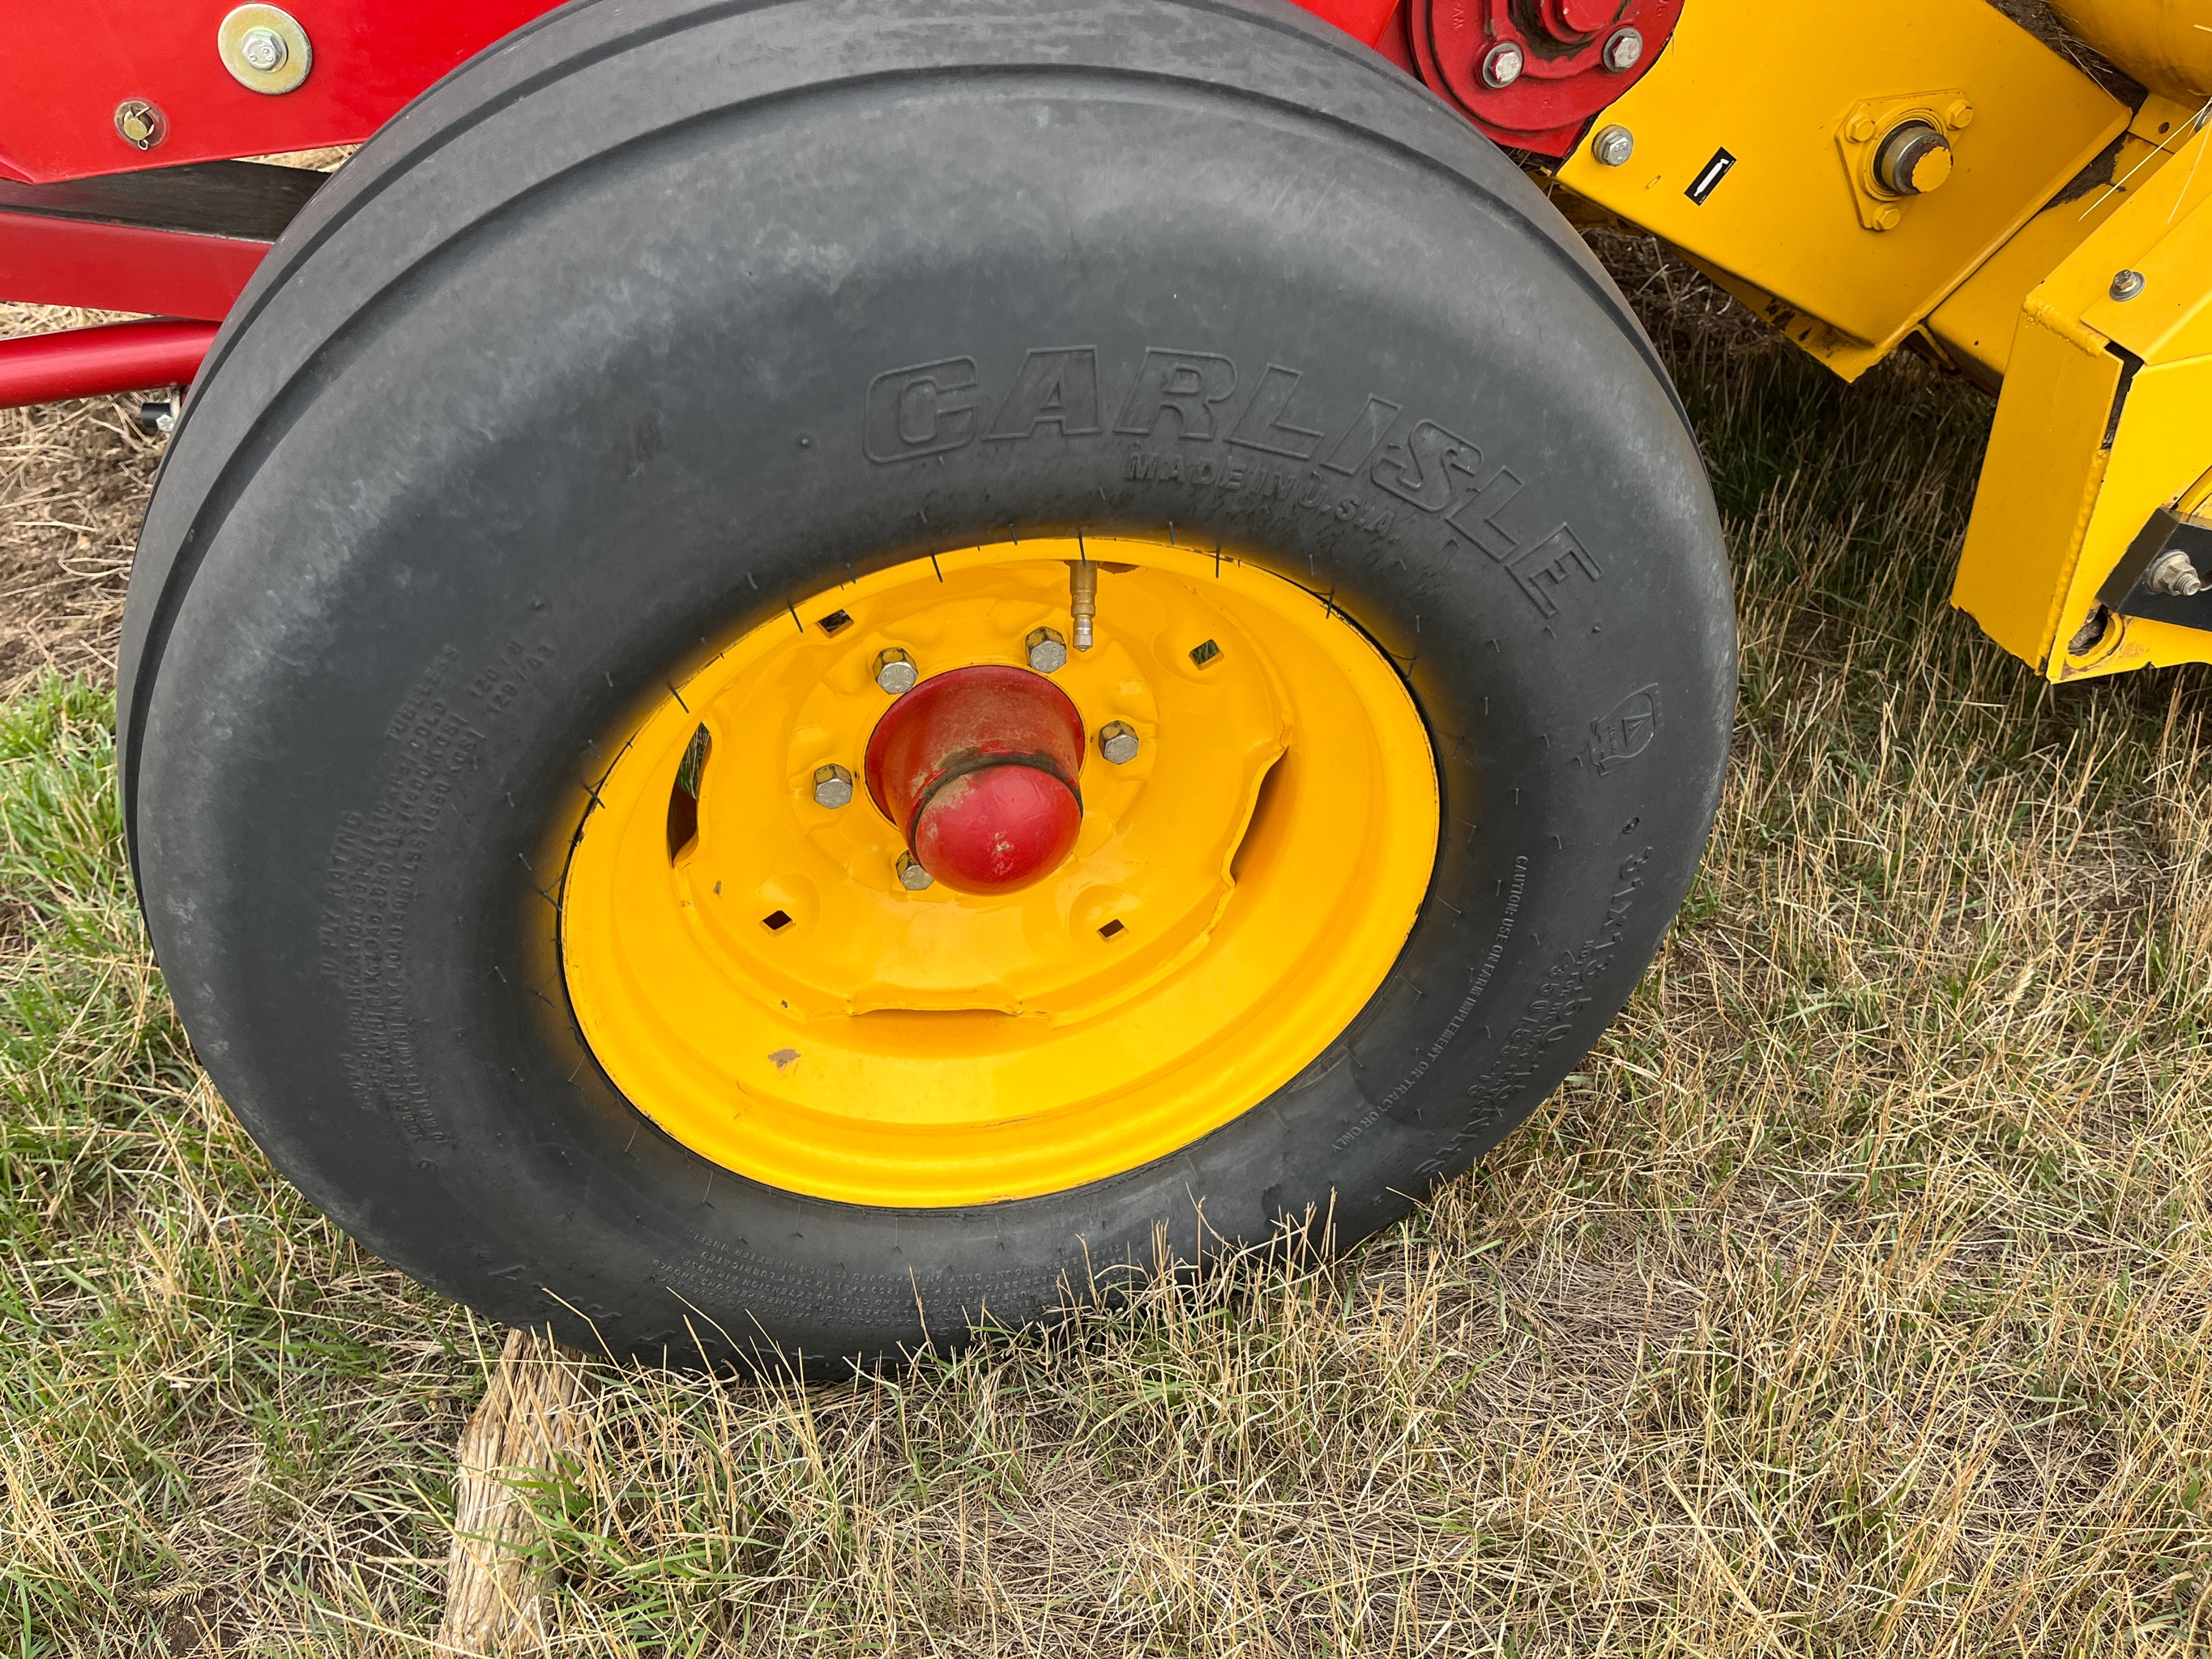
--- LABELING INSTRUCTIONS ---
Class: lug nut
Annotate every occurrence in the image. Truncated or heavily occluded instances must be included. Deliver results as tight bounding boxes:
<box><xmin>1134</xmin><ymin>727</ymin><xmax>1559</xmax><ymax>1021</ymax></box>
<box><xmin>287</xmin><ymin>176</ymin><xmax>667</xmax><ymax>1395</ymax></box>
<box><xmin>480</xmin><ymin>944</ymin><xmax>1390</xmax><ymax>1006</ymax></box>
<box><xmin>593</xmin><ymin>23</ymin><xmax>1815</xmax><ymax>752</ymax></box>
<box><xmin>1600</xmin><ymin>26</ymin><xmax>1642</xmax><ymax>70</ymax></box>
<box><xmin>895</xmin><ymin>850</ymin><xmax>934</xmax><ymax>890</ymax></box>
<box><xmin>1592</xmin><ymin>124</ymin><xmax>1634</xmax><ymax>167</ymax></box>
<box><xmin>1026</xmin><ymin>626</ymin><xmax>1069</xmax><ymax>673</ymax></box>
<box><xmin>1481</xmin><ymin>41</ymin><xmax>1525</xmax><ymax>88</ymax></box>
<box><xmin>2110</xmin><ymin>268</ymin><xmax>2146</xmax><ymax>302</ymax></box>
<box><xmin>1097</xmin><ymin>721</ymin><xmax>1140</xmax><ymax>766</ymax></box>
<box><xmin>239</xmin><ymin>25</ymin><xmax>288</xmax><ymax>70</ymax></box>
<box><xmin>2145</xmin><ymin>548</ymin><xmax>2206</xmax><ymax>597</ymax></box>
<box><xmin>113</xmin><ymin>100</ymin><xmax>166</xmax><ymax>150</ymax></box>
<box><xmin>874</xmin><ymin>647</ymin><xmax>918</xmax><ymax>694</ymax></box>
<box><xmin>812</xmin><ymin>762</ymin><xmax>854</xmax><ymax>808</ymax></box>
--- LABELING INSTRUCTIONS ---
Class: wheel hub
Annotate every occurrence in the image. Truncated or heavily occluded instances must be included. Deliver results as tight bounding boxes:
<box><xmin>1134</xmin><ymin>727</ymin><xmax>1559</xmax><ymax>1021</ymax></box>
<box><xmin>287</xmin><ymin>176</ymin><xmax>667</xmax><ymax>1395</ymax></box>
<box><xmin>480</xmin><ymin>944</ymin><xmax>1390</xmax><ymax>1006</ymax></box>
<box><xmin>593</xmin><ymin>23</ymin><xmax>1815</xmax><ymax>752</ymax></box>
<box><xmin>864</xmin><ymin>664</ymin><xmax>1086</xmax><ymax>894</ymax></box>
<box><xmin>558</xmin><ymin>537</ymin><xmax>1439</xmax><ymax>1205</ymax></box>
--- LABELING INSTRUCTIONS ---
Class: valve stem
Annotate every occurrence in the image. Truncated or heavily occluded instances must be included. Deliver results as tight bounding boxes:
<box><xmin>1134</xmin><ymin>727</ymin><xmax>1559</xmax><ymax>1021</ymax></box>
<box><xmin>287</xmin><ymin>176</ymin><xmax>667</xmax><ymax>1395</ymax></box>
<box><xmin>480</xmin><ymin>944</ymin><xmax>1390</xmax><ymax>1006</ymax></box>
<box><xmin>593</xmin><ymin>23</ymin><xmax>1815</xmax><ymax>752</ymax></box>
<box><xmin>1070</xmin><ymin>558</ymin><xmax>1098</xmax><ymax>651</ymax></box>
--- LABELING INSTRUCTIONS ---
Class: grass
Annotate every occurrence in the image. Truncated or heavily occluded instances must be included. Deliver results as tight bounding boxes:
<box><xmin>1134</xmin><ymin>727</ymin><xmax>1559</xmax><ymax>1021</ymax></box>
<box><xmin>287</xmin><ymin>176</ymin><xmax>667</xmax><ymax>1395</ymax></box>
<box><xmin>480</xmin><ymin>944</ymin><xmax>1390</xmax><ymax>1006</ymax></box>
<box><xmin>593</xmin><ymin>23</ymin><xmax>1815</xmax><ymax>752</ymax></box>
<box><xmin>3</xmin><ymin>257</ymin><xmax>2211</xmax><ymax>1654</ymax></box>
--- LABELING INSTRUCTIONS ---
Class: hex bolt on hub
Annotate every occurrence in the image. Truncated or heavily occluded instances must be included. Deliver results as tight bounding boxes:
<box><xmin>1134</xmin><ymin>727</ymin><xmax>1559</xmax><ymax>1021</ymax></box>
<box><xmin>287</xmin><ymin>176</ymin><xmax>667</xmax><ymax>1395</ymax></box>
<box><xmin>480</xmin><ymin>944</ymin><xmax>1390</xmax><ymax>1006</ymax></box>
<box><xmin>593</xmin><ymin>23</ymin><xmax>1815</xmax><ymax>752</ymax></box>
<box><xmin>895</xmin><ymin>851</ymin><xmax>935</xmax><ymax>890</ymax></box>
<box><xmin>1592</xmin><ymin>125</ymin><xmax>1634</xmax><ymax>167</ymax></box>
<box><xmin>2146</xmin><ymin>549</ymin><xmax>2206</xmax><ymax>597</ymax></box>
<box><xmin>873</xmin><ymin>647</ymin><xmax>918</xmax><ymax>694</ymax></box>
<box><xmin>1098</xmin><ymin>721</ymin><xmax>1141</xmax><ymax>766</ymax></box>
<box><xmin>2110</xmin><ymin>269</ymin><xmax>2146</xmax><ymax>301</ymax></box>
<box><xmin>812</xmin><ymin>762</ymin><xmax>855</xmax><ymax>808</ymax></box>
<box><xmin>1481</xmin><ymin>41</ymin><xmax>1524</xmax><ymax>88</ymax></box>
<box><xmin>1601</xmin><ymin>27</ymin><xmax>1642</xmax><ymax>70</ymax></box>
<box><xmin>1026</xmin><ymin>626</ymin><xmax>1069</xmax><ymax>673</ymax></box>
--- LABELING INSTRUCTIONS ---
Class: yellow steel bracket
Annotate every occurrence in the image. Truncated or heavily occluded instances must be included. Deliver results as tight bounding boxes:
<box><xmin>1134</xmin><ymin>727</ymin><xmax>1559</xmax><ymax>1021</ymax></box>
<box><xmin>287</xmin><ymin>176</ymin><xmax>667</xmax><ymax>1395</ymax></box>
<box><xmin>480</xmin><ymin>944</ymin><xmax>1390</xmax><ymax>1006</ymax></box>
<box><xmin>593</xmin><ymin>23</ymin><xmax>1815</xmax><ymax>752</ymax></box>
<box><xmin>1951</xmin><ymin>105</ymin><xmax>2212</xmax><ymax>680</ymax></box>
<box><xmin>1556</xmin><ymin>0</ymin><xmax>2126</xmax><ymax>380</ymax></box>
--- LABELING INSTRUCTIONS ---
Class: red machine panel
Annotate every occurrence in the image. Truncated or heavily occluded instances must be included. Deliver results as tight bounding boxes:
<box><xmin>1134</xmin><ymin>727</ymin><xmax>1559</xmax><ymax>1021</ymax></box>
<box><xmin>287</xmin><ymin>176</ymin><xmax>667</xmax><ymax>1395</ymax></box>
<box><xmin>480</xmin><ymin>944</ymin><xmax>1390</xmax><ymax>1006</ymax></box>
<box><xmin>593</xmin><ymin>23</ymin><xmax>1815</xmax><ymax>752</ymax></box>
<box><xmin>0</xmin><ymin>1</ymin><xmax>553</xmax><ymax>184</ymax></box>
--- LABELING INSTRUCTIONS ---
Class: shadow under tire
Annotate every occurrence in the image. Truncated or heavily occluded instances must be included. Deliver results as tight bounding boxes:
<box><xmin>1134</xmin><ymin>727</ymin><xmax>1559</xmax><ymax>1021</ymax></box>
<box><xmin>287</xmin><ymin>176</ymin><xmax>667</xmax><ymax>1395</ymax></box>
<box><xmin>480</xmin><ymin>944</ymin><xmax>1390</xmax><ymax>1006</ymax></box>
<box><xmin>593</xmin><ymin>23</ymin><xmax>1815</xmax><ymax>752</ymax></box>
<box><xmin>119</xmin><ymin>0</ymin><xmax>1735</xmax><ymax>1367</ymax></box>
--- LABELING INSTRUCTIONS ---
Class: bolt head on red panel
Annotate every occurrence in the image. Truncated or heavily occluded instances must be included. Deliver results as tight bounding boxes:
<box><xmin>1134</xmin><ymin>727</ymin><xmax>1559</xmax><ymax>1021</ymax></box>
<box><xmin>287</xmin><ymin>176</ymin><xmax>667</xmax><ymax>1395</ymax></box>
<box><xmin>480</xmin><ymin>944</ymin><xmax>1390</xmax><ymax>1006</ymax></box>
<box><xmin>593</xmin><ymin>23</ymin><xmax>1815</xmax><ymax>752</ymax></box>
<box><xmin>1403</xmin><ymin>0</ymin><xmax>1687</xmax><ymax>156</ymax></box>
<box><xmin>864</xmin><ymin>663</ymin><xmax>1087</xmax><ymax>895</ymax></box>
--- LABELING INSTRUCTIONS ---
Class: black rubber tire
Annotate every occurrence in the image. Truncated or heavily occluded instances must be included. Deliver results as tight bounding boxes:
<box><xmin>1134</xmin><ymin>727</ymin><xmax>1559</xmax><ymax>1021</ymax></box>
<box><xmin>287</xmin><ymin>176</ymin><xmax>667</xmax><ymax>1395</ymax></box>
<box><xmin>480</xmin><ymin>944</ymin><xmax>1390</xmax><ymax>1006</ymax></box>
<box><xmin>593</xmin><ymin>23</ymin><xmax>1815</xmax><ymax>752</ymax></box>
<box><xmin>121</xmin><ymin>0</ymin><xmax>1733</xmax><ymax>1367</ymax></box>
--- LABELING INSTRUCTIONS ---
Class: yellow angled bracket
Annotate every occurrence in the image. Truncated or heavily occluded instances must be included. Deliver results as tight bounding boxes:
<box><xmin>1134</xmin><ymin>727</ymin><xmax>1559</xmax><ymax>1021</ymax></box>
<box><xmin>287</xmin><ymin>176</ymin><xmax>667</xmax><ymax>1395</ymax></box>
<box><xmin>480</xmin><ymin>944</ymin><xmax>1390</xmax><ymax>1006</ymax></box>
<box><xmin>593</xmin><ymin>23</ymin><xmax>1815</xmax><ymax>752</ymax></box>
<box><xmin>1951</xmin><ymin>106</ymin><xmax>2212</xmax><ymax>680</ymax></box>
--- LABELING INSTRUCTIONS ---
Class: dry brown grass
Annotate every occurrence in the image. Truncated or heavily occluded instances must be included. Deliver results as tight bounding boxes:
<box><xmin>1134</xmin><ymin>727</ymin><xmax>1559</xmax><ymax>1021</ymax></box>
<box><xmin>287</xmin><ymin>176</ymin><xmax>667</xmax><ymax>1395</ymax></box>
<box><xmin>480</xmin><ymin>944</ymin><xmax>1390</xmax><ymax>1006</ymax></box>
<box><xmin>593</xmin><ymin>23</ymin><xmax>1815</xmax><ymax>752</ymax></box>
<box><xmin>2</xmin><ymin>244</ymin><xmax>2209</xmax><ymax>1654</ymax></box>
<box><xmin>0</xmin><ymin>305</ymin><xmax>168</xmax><ymax>693</ymax></box>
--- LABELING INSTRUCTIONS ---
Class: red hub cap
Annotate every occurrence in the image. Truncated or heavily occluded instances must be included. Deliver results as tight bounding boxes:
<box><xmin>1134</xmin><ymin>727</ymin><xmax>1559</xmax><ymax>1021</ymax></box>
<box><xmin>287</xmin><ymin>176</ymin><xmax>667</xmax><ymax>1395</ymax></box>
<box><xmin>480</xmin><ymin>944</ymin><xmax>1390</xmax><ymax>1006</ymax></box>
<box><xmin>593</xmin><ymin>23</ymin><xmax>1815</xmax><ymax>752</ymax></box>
<box><xmin>864</xmin><ymin>664</ymin><xmax>1086</xmax><ymax>894</ymax></box>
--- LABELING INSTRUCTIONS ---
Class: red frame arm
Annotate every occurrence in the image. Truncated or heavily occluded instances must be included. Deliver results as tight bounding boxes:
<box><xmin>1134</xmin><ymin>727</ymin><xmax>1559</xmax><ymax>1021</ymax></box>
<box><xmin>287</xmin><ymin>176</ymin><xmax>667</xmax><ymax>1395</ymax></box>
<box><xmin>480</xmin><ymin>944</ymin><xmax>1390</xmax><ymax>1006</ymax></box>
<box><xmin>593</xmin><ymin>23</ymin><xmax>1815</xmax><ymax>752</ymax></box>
<box><xmin>0</xmin><ymin>319</ymin><xmax>219</xmax><ymax>410</ymax></box>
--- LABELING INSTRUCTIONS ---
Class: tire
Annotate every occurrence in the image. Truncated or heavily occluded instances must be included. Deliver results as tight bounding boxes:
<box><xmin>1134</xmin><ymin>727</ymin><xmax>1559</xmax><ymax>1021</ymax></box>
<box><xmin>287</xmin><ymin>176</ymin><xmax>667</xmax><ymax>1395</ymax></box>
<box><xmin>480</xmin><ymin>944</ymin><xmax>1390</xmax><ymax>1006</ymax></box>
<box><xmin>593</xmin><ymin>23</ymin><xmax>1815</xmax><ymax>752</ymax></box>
<box><xmin>120</xmin><ymin>0</ymin><xmax>1733</xmax><ymax>1367</ymax></box>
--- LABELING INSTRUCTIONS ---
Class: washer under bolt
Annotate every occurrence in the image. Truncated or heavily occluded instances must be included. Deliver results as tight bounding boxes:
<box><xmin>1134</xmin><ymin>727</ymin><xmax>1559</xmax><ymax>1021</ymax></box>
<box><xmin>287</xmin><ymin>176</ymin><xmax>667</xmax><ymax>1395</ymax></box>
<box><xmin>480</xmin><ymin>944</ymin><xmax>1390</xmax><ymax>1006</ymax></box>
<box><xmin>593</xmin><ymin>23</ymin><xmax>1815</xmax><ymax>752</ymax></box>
<box><xmin>2145</xmin><ymin>548</ymin><xmax>2206</xmax><ymax>597</ymax></box>
<box><xmin>873</xmin><ymin>647</ymin><xmax>918</xmax><ymax>694</ymax></box>
<box><xmin>1026</xmin><ymin>625</ymin><xmax>1068</xmax><ymax>673</ymax></box>
<box><xmin>812</xmin><ymin>762</ymin><xmax>854</xmax><ymax>808</ymax></box>
<box><xmin>1592</xmin><ymin>124</ymin><xmax>1634</xmax><ymax>167</ymax></box>
<box><xmin>1601</xmin><ymin>27</ymin><xmax>1642</xmax><ymax>71</ymax></box>
<box><xmin>2110</xmin><ymin>268</ymin><xmax>2146</xmax><ymax>301</ymax></box>
<box><xmin>895</xmin><ymin>850</ymin><xmax>934</xmax><ymax>890</ymax></box>
<box><xmin>1481</xmin><ymin>41</ymin><xmax>1525</xmax><ymax>88</ymax></box>
<box><xmin>1097</xmin><ymin>720</ymin><xmax>1141</xmax><ymax>765</ymax></box>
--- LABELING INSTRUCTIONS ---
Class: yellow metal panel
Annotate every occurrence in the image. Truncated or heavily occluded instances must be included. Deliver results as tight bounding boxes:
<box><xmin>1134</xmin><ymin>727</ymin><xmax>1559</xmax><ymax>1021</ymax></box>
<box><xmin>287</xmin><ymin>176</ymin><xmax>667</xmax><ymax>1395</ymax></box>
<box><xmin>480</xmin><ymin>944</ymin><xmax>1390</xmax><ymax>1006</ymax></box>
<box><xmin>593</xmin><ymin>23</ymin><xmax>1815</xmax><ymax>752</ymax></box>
<box><xmin>1922</xmin><ymin>100</ymin><xmax>2199</xmax><ymax>384</ymax></box>
<box><xmin>1950</xmin><ymin>312</ymin><xmax>2120</xmax><ymax>666</ymax></box>
<box><xmin>2048</xmin><ymin>357</ymin><xmax>2212</xmax><ymax>680</ymax></box>
<box><xmin>2077</xmin><ymin>176</ymin><xmax>2212</xmax><ymax>360</ymax></box>
<box><xmin>1557</xmin><ymin>0</ymin><xmax>2125</xmax><ymax>378</ymax></box>
<box><xmin>1952</xmin><ymin>115</ymin><xmax>2212</xmax><ymax>677</ymax></box>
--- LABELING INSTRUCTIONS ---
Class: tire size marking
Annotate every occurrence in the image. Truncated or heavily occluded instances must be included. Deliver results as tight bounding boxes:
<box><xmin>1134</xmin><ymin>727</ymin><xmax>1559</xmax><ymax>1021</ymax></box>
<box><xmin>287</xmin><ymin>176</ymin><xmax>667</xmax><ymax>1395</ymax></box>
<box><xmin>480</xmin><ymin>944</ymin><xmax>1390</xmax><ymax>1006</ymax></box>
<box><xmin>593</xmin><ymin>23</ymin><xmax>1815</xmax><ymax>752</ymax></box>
<box><xmin>1333</xmin><ymin>855</ymin><xmax>1528</xmax><ymax>1151</ymax></box>
<box><xmin>1415</xmin><ymin>847</ymin><xmax>1652</xmax><ymax>1181</ymax></box>
<box><xmin>863</xmin><ymin>346</ymin><xmax>1604</xmax><ymax>617</ymax></box>
<box><xmin>318</xmin><ymin>644</ymin><xmax>483</xmax><ymax>1147</ymax></box>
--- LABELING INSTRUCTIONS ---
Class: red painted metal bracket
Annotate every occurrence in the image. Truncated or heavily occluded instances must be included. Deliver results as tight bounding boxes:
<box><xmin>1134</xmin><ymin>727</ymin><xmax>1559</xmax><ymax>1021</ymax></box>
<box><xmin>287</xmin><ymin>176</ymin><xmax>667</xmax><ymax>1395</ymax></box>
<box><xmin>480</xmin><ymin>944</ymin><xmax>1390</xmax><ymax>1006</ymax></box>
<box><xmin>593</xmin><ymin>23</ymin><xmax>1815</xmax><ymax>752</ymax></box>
<box><xmin>0</xmin><ymin>1</ymin><xmax>554</xmax><ymax>186</ymax></box>
<box><xmin>0</xmin><ymin>214</ymin><xmax>269</xmax><ymax>322</ymax></box>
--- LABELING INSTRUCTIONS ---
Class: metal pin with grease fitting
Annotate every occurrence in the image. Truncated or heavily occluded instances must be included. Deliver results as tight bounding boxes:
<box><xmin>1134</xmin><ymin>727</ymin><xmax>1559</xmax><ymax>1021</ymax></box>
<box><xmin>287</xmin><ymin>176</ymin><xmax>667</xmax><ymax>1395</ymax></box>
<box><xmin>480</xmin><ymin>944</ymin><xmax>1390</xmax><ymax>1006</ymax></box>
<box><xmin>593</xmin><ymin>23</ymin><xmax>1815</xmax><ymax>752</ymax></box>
<box><xmin>1069</xmin><ymin>558</ymin><xmax>1098</xmax><ymax>650</ymax></box>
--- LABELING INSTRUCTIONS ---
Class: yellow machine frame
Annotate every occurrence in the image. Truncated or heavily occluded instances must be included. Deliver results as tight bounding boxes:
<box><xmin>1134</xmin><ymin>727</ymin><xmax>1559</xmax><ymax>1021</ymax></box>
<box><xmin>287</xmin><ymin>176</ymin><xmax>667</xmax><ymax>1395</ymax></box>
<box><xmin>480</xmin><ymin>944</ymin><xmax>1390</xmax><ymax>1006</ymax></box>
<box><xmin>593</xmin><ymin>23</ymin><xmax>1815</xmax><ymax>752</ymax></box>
<box><xmin>1553</xmin><ymin>0</ymin><xmax>2212</xmax><ymax>684</ymax></box>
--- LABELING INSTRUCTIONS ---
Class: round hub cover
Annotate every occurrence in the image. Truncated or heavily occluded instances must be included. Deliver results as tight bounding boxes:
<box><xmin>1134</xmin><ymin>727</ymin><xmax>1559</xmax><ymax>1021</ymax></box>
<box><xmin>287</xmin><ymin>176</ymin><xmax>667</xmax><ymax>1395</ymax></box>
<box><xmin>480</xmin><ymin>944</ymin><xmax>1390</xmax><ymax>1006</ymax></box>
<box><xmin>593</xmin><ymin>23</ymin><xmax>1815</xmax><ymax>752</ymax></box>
<box><xmin>865</xmin><ymin>663</ymin><xmax>1086</xmax><ymax>893</ymax></box>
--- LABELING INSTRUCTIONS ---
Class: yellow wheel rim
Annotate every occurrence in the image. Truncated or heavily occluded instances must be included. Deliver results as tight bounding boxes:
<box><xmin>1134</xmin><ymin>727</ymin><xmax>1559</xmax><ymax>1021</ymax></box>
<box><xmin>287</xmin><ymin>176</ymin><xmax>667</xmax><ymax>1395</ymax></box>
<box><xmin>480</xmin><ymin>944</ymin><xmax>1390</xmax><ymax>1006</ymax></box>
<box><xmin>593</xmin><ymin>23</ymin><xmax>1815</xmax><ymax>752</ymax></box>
<box><xmin>559</xmin><ymin>536</ymin><xmax>1438</xmax><ymax>1205</ymax></box>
